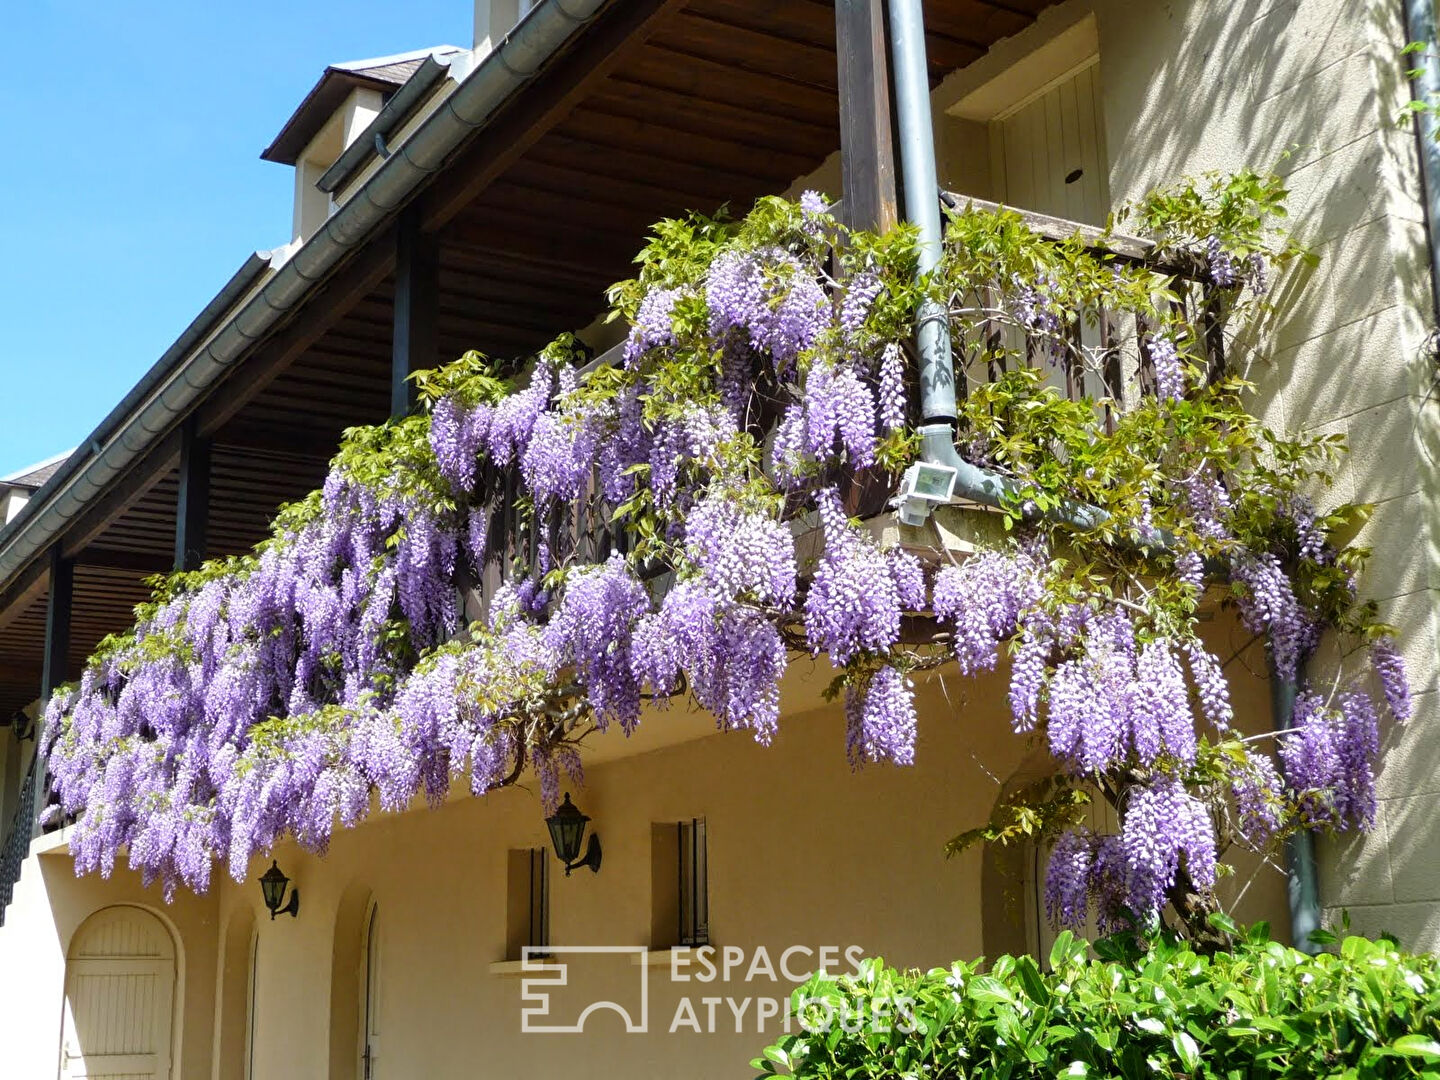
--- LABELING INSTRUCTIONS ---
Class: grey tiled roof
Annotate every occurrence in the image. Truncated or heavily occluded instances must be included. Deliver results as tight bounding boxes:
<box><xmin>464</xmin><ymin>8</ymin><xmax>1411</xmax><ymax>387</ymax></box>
<box><xmin>2</xmin><ymin>453</ymin><xmax>70</xmax><ymax>491</ymax></box>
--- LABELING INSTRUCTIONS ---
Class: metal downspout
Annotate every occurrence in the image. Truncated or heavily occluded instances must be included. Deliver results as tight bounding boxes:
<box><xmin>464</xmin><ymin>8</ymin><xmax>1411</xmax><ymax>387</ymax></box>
<box><xmin>1270</xmin><ymin>662</ymin><xmax>1322</xmax><ymax>952</ymax></box>
<box><xmin>887</xmin><ymin>0</ymin><xmax>1110</xmax><ymax>532</ymax></box>
<box><xmin>887</xmin><ymin>0</ymin><xmax>954</xmax><ymax>426</ymax></box>
<box><xmin>1402</xmin><ymin>0</ymin><xmax>1440</xmax><ymax>322</ymax></box>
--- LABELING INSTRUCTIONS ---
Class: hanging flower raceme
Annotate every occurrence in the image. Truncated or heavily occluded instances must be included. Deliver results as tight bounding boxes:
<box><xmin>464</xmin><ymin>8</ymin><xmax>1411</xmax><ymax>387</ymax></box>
<box><xmin>845</xmin><ymin>664</ymin><xmax>918</xmax><ymax>767</ymax></box>
<box><xmin>804</xmin><ymin>489</ymin><xmax>922</xmax><ymax>664</ymax></box>
<box><xmin>706</xmin><ymin>247</ymin><xmax>828</xmax><ymax>372</ymax></box>
<box><xmin>683</xmin><ymin>496</ymin><xmax>797</xmax><ymax>607</ymax></box>
<box><xmin>542</xmin><ymin>555</ymin><xmax>651</xmax><ymax>733</ymax></box>
<box><xmin>932</xmin><ymin>546</ymin><xmax>1046</xmax><ymax>676</ymax></box>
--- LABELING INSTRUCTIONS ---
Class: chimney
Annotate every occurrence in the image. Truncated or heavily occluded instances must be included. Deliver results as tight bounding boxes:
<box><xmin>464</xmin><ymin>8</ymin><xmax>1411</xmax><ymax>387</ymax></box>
<box><xmin>474</xmin><ymin>0</ymin><xmax>533</xmax><ymax>55</ymax></box>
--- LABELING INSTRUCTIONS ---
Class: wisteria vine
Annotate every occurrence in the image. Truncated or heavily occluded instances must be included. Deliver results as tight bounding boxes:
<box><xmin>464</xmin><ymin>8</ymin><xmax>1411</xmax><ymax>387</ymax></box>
<box><xmin>41</xmin><ymin>175</ymin><xmax>1409</xmax><ymax>944</ymax></box>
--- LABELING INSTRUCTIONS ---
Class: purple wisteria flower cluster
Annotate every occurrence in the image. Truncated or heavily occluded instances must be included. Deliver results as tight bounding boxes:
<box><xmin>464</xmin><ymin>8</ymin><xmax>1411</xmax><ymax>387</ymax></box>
<box><xmin>1046</xmin><ymin>775</ymin><xmax>1217</xmax><ymax>936</ymax></box>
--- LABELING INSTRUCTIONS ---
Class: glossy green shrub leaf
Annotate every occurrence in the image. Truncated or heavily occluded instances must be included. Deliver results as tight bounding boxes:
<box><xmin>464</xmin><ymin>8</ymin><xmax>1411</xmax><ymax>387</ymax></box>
<box><xmin>755</xmin><ymin>927</ymin><xmax>1440</xmax><ymax>1080</ymax></box>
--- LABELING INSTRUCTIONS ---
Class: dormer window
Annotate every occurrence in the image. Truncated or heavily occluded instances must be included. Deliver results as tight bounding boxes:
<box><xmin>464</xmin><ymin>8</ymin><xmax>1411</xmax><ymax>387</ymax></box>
<box><xmin>260</xmin><ymin>48</ymin><xmax>465</xmax><ymax>243</ymax></box>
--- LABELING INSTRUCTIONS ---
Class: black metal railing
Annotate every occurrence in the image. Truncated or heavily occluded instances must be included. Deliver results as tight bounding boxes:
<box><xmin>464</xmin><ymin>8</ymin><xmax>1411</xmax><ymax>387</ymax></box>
<box><xmin>0</xmin><ymin>752</ymin><xmax>40</xmax><ymax>927</ymax></box>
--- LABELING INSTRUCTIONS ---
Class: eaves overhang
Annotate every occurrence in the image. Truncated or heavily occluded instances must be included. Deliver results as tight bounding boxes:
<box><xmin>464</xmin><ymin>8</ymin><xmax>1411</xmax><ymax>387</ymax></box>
<box><xmin>0</xmin><ymin>0</ymin><xmax>611</xmax><ymax>600</ymax></box>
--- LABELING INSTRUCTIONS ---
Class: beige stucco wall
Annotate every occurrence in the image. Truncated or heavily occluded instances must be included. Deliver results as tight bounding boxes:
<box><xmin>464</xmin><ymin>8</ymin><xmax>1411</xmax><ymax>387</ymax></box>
<box><xmin>0</xmin><ymin>831</ymin><xmax>219</xmax><ymax>1078</ymax></box>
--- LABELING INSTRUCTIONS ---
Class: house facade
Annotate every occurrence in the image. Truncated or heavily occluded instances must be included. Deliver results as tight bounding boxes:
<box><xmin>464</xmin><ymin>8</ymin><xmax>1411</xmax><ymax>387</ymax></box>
<box><xmin>0</xmin><ymin>0</ymin><xmax>1435</xmax><ymax>1078</ymax></box>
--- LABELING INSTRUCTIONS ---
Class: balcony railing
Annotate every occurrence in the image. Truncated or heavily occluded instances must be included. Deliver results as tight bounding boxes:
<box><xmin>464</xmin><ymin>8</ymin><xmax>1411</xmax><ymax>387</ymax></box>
<box><xmin>466</xmin><ymin>197</ymin><xmax>1223</xmax><ymax>601</ymax></box>
<box><xmin>938</xmin><ymin>193</ymin><xmax>1224</xmax><ymax>413</ymax></box>
<box><xmin>0</xmin><ymin>751</ymin><xmax>40</xmax><ymax>927</ymax></box>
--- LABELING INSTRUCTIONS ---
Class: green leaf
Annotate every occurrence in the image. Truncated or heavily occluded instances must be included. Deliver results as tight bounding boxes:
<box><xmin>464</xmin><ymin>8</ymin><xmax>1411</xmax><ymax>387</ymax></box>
<box><xmin>1172</xmin><ymin>1031</ymin><xmax>1200</xmax><ymax>1072</ymax></box>
<box><xmin>1391</xmin><ymin>1036</ymin><xmax>1440</xmax><ymax>1059</ymax></box>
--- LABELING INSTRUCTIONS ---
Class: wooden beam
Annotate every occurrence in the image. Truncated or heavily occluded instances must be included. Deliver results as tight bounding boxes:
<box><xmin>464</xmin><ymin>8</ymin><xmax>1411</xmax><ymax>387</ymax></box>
<box><xmin>936</xmin><ymin>191</ymin><xmax>1200</xmax><ymax>276</ymax></box>
<box><xmin>174</xmin><ymin>417</ymin><xmax>211</xmax><ymax>572</ymax></box>
<box><xmin>392</xmin><ymin>205</ymin><xmax>439</xmax><ymax>418</ymax></box>
<box><xmin>419</xmin><ymin>0</ymin><xmax>687</xmax><ymax>233</ymax></box>
<box><xmin>41</xmin><ymin>547</ymin><xmax>73</xmax><ymax>695</ymax></box>
<box><xmin>213</xmin><ymin>420</ymin><xmax>345</xmax><ymax>462</ymax></box>
<box><xmin>836</xmin><ymin>0</ymin><xmax>897</xmax><ymax>233</ymax></box>
<box><xmin>194</xmin><ymin>235</ymin><xmax>396</xmax><ymax>438</ymax></box>
<box><xmin>57</xmin><ymin>429</ymin><xmax>183</xmax><ymax>565</ymax></box>
<box><xmin>76</xmin><ymin>548</ymin><xmax>173</xmax><ymax>575</ymax></box>
<box><xmin>0</xmin><ymin>560</ymin><xmax>49</xmax><ymax>639</ymax></box>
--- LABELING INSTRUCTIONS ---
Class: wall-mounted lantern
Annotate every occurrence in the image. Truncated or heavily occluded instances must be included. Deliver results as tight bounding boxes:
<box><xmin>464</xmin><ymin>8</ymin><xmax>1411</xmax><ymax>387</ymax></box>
<box><xmin>546</xmin><ymin>793</ymin><xmax>602</xmax><ymax>876</ymax></box>
<box><xmin>259</xmin><ymin>860</ymin><xmax>300</xmax><ymax>920</ymax></box>
<box><xmin>9</xmin><ymin>710</ymin><xmax>34</xmax><ymax>742</ymax></box>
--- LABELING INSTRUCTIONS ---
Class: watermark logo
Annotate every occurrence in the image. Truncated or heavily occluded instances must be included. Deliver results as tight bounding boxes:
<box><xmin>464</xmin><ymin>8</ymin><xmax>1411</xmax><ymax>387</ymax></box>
<box><xmin>518</xmin><ymin>944</ymin><xmax>914</xmax><ymax>1036</ymax></box>
<box><xmin>520</xmin><ymin>945</ymin><xmax>649</xmax><ymax>1033</ymax></box>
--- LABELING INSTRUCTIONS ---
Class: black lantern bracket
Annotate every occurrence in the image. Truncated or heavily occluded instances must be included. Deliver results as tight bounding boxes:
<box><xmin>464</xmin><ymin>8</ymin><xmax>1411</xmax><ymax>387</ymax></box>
<box><xmin>546</xmin><ymin>793</ymin><xmax>602</xmax><ymax>876</ymax></box>
<box><xmin>259</xmin><ymin>860</ymin><xmax>300</xmax><ymax>920</ymax></box>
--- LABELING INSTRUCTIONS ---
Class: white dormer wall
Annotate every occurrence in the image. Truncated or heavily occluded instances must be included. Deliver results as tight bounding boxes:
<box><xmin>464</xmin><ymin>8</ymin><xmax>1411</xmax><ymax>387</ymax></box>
<box><xmin>1</xmin><ymin>488</ymin><xmax>29</xmax><ymax>525</ymax></box>
<box><xmin>292</xmin><ymin>87</ymin><xmax>385</xmax><ymax>243</ymax></box>
<box><xmin>474</xmin><ymin>0</ymin><xmax>536</xmax><ymax>55</ymax></box>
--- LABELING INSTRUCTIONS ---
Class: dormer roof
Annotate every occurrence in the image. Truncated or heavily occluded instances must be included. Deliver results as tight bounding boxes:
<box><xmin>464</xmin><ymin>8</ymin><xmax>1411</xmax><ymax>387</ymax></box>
<box><xmin>260</xmin><ymin>45</ymin><xmax>466</xmax><ymax>165</ymax></box>
<box><xmin>0</xmin><ymin>451</ymin><xmax>72</xmax><ymax>492</ymax></box>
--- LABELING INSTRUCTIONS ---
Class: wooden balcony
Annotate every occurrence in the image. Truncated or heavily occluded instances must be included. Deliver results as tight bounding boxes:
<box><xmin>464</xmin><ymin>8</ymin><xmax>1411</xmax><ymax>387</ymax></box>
<box><xmin>472</xmin><ymin>193</ymin><xmax>1227</xmax><ymax>598</ymax></box>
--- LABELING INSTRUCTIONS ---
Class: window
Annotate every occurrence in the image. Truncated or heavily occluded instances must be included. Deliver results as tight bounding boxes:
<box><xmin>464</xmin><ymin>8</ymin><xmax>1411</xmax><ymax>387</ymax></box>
<box><xmin>679</xmin><ymin>818</ymin><xmax>709</xmax><ymax>946</ymax></box>
<box><xmin>506</xmin><ymin>848</ymin><xmax>549</xmax><ymax>959</ymax></box>
<box><xmin>652</xmin><ymin>819</ymin><xmax>709</xmax><ymax>949</ymax></box>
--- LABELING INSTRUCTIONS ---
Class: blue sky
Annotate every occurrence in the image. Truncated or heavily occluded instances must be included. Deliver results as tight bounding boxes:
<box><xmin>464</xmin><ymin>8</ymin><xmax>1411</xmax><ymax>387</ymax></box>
<box><xmin>0</xmin><ymin>1</ymin><xmax>470</xmax><ymax>476</ymax></box>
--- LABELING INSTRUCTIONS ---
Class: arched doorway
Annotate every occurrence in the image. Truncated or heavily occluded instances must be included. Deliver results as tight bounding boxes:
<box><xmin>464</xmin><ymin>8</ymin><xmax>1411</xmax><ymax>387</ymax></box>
<box><xmin>328</xmin><ymin>882</ymin><xmax>376</xmax><ymax>1080</ymax></box>
<box><xmin>216</xmin><ymin>904</ymin><xmax>257</xmax><ymax>1080</ymax></box>
<box><xmin>59</xmin><ymin>905</ymin><xmax>177</xmax><ymax>1079</ymax></box>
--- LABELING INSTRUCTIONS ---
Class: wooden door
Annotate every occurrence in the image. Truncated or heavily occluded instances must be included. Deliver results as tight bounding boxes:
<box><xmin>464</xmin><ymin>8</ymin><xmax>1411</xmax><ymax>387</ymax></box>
<box><xmin>989</xmin><ymin>61</ymin><xmax>1110</xmax><ymax>226</ymax></box>
<box><xmin>59</xmin><ymin>906</ymin><xmax>176</xmax><ymax>1080</ymax></box>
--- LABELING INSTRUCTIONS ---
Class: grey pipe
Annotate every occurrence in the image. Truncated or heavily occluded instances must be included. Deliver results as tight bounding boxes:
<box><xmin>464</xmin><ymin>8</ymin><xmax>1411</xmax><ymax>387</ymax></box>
<box><xmin>887</xmin><ymin>0</ymin><xmax>1111</xmax><ymax>533</ymax></box>
<box><xmin>1270</xmin><ymin>663</ymin><xmax>1322</xmax><ymax>953</ymax></box>
<box><xmin>0</xmin><ymin>0</ymin><xmax>607</xmax><ymax>591</ymax></box>
<box><xmin>887</xmin><ymin>0</ymin><xmax>956</xmax><ymax>424</ymax></box>
<box><xmin>1402</xmin><ymin>0</ymin><xmax>1440</xmax><ymax>322</ymax></box>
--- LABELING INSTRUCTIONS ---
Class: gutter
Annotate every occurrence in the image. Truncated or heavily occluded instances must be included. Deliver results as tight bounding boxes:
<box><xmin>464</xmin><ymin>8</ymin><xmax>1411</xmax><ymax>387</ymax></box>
<box><xmin>318</xmin><ymin>52</ymin><xmax>470</xmax><ymax>196</ymax></box>
<box><xmin>888</xmin><ymin>0</ymin><xmax>1323</xmax><ymax>947</ymax></box>
<box><xmin>1402</xmin><ymin>0</ymin><xmax>1440</xmax><ymax>322</ymax></box>
<box><xmin>0</xmin><ymin>0</ymin><xmax>609</xmax><ymax>593</ymax></box>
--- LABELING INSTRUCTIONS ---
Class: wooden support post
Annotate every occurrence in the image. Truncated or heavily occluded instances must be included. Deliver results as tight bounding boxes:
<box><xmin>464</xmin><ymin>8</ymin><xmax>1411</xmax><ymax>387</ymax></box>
<box><xmin>391</xmin><ymin>204</ymin><xmax>439</xmax><ymax>418</ymax></box>
<box><xmin>174</xmin><ymin>417</ymin><xmax>211</xmax><ymax>572</ymax></box>
<box><xmin>41</xmin><ymin>547</ymin><xmax>73</xmax><ymax>697</ymax></box>
<box><xmin>836</xmin><ymin>0</ymin><xmax>898</xmax><ymax>232</ymax></box>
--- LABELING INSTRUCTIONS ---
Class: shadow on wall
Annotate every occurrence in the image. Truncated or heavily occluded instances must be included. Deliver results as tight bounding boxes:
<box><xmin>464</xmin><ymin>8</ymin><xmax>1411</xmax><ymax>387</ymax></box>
<box><xmin>1092</xmin><ymin>0</ymin><xmax>1439</xmax><ymax>936</ymax></box>
<box><xmin>216</xmin><ymin>902</ymin><xmax>255</xmax><ymax>1080</ymax></box>
<box><xmin>1097</xmin><ymin>0</ymin><xmax>1430</xmax><ymax>424</ymax></box>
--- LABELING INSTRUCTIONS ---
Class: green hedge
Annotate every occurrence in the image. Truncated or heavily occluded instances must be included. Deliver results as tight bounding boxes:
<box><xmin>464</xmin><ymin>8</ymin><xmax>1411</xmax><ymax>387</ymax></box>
<box><xmin>754</xmin><ymin>925</ymin><xmax>1440</xmax><ymax>1079</ymax></box>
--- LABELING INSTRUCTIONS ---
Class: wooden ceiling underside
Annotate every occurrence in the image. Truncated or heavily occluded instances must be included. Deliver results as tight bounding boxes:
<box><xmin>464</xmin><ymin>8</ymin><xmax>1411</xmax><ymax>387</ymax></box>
<box><xmin>0</xmin><ymin>0</ymin><xmax>1050</xmax><ymax>715</ymax></box>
